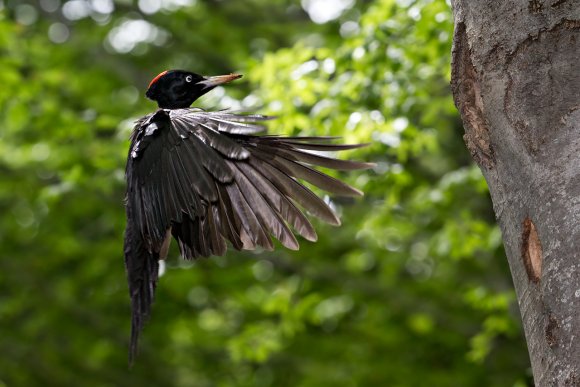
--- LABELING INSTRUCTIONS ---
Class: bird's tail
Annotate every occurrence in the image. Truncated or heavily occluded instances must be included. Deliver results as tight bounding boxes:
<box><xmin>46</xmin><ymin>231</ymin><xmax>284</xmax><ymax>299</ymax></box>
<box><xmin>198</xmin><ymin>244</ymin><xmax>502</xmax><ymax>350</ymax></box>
<box><xmin>124</xmin><ymin>219</ymin><xmax>160</xmax><ymax>366</ymax></box>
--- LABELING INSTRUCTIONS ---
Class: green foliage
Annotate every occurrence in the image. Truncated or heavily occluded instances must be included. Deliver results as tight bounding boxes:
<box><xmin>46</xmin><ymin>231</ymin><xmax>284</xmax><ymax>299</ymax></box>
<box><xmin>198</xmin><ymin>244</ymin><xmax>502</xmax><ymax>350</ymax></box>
<box><xmin>0</xmin><ymin>0</ymin><xmax>531</xmax><ymax>386</ymax></box>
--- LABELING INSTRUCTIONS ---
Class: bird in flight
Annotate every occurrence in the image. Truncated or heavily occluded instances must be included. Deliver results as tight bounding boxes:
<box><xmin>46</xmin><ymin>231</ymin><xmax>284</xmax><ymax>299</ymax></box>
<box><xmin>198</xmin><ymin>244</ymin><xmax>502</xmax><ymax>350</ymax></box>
<box><xmin>124</xmin><ymin>69</ymin><xmax>373</xmax><ymax>363</ymax></box>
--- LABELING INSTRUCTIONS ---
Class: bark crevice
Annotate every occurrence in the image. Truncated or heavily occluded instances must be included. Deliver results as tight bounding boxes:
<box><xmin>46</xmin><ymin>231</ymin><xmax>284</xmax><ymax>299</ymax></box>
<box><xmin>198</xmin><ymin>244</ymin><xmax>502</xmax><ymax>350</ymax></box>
<box><xmin>451</xmin><ymin>22</ymin><xmax>495</xmax><ymax>169</ymax></box>
<box><xmin>521</xmin><ymin>217</ymin><xmax>543</xmax><ymax>284</ymax></box>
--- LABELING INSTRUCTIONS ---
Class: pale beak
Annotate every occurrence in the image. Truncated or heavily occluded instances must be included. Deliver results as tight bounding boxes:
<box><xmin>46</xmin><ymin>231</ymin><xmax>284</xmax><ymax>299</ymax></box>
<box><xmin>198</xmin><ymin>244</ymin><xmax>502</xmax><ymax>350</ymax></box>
<box><xmin>199</xmin><ymin>73</ymin><xmax>242</xmax><ymax>89</ymax></box>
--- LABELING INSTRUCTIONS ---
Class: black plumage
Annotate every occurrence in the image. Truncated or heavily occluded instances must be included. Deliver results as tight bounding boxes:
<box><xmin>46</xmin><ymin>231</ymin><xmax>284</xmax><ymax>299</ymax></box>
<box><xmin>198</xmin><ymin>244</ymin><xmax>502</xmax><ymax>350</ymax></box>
<box><xmin>124</xmin><ymin>70</ymin><xmax>373</xmax><ymax>363</ymax></box>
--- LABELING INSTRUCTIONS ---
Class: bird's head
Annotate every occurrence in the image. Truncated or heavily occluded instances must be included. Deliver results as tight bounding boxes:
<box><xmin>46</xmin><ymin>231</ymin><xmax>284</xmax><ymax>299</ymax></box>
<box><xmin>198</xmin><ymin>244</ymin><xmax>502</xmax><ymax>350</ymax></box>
<box><xmin>145</xmin><ymin>70</ymin><xmax>242</xmax><ymax>109</ymax></box>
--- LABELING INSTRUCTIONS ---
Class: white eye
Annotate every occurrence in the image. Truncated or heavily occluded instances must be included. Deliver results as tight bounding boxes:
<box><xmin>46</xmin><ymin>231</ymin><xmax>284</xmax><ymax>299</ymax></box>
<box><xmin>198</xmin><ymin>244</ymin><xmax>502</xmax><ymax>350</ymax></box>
<box><xmin>185</xmin><ymin>75</ymin><xmax>193</xmax><ymax>83</ymax></box>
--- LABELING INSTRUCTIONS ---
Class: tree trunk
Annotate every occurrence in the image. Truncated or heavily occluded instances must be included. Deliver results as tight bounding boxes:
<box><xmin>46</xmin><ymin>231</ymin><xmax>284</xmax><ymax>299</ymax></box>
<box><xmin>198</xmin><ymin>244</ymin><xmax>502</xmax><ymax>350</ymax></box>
<box><xmin>450</xmin><ymin>1</ymin><xmax>580</xmax><ymax>385</ymax></box>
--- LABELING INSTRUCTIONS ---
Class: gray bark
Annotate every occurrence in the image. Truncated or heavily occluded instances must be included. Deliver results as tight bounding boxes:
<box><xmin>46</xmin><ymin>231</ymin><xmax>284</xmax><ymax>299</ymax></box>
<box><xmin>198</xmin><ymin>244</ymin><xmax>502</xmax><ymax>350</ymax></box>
<box><xmin>450</xmin><ymin>1</ymin><xmax>580</xmax><ymax>385</ymax></box>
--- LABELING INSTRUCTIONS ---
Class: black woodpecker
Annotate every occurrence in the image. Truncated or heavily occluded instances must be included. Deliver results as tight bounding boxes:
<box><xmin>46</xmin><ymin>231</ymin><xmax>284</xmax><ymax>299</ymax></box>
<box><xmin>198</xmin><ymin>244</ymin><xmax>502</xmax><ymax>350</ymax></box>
<box><xmin>124</xmin><ymin>69</ymin><xmax>373</xmax><ymax>363</ymax></box>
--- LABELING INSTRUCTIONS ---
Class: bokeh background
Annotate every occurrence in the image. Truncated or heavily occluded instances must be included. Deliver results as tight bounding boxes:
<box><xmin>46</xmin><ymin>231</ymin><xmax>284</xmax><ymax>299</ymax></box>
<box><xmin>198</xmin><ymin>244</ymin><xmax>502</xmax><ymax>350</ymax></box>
<box><xmin>0</xmin><ymin>0</ymin><xmax>532</xmax><ymax>385</ymax></box>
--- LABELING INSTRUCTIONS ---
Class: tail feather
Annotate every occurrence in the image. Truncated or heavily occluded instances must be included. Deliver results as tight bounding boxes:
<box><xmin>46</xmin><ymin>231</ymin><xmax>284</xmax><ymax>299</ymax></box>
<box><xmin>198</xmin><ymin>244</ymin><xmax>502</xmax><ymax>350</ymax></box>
<box><xmin>124</xmin><ymin>220</ymin><xmax>160</xmax><ymax>366</ymax></box>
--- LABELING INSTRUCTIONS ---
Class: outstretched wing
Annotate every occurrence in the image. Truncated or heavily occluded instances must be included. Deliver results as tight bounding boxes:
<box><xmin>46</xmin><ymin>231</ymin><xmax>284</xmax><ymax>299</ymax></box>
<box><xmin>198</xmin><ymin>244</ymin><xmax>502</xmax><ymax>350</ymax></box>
<box><xmin>124</xmin><ymin>108</ymin><xmax>373</xmax><ymax>362</ymax></box>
